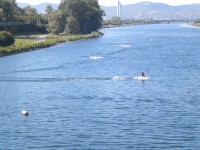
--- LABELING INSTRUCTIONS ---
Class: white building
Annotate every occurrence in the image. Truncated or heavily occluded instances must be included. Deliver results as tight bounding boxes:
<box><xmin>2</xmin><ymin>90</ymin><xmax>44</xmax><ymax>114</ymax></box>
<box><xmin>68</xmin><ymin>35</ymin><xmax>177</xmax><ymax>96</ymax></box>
<box><xmin>117</xmin><ymin>0</ymin><xmax>122</xmax><ymax>18</ymax></box>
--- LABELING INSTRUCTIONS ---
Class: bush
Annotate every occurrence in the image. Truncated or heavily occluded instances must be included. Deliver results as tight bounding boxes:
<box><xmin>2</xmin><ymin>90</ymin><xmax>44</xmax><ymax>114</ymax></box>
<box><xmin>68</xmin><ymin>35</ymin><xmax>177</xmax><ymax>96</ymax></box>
<box><xmin>0</xmin><ymin>31</ymin><xmax>15</xmax><ymax>47</ymax></box>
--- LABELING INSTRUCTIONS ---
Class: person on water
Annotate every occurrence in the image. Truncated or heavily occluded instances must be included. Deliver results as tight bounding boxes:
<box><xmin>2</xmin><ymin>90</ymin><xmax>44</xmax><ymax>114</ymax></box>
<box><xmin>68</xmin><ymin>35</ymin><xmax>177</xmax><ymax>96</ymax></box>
<box><xmin>141</xmin><ymin>71</ymin><xmax>145</xmax><ymax>77</ymax></box>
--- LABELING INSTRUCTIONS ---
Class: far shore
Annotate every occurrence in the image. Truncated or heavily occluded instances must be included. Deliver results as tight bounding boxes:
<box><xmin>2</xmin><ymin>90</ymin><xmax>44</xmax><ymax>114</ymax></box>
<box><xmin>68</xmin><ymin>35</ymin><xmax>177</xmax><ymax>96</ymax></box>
<box><xmin>192</xmin><ymin>23</ymin><xmax>200</xmax><ymax>27</ymax></box>
<box><xmin>0</xmin><ymin>32</ymin><xmax>103</xmax><ymax>57</ymax></box>
<box><xmin>102</xmin><ymin>19</ymin><xmax>190</xmax><ymax>29</ymax></box>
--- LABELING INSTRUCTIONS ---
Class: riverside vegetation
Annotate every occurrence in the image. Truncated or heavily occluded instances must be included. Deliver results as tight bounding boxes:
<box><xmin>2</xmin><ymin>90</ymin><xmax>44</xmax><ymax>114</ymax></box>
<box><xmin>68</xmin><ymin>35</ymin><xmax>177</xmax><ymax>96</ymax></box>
<box><xmin>0</xmin><ymin>32</ymin><xmax>102</xmax><ymax>56</ymax></box>
<box><xmin>0</xmin><ymin>0</ymin><xmax>104</xmax><ymax>56</ymax></box>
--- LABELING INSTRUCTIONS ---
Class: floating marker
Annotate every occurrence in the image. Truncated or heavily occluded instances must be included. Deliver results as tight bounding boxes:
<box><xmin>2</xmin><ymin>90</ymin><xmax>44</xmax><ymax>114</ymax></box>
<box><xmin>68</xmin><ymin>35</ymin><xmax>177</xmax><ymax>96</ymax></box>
<box><xmin>22</xmin><ymin>110</ymin><xmax>29</xmax><ymax>116</ymax></box>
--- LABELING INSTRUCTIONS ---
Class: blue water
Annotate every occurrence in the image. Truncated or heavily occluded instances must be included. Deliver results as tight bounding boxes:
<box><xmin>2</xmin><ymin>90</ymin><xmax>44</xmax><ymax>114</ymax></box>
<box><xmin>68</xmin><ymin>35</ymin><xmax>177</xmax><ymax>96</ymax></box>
<box><xmin>0</xmin><ymin>24</ymin><xmax>200</xmax><ymax>149</ymax></box>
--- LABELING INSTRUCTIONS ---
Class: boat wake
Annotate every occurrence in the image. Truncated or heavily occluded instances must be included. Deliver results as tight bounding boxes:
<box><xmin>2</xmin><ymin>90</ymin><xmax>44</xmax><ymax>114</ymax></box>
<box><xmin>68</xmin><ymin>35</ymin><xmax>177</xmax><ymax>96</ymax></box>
<box><xmin>133</xmin><ymin>76</ymin><xmax>150</xmax><ymax>80</ymax></box>
<box><xmin>112</xmin><ymin>76</ymin><xmax>127</xmax><ymax>80</ymax></box>
<box><xmin>121</xmin><ymin>44</ymin><xmax>131</xmax><ymax>48</ymax></box>
<box><xmin>0</xmin><ymin>77</ymin><xmax>110</xmax><ymax>82</ymax></box>
<box><xmin>89</xmin><ymin>55</ymin><xmax>104</xmax><ymax>60</ymax></box>
<box><xmin>0</xmin><ymin>76</ymin><xmax>150</xmax><ymax>83</ymax></box>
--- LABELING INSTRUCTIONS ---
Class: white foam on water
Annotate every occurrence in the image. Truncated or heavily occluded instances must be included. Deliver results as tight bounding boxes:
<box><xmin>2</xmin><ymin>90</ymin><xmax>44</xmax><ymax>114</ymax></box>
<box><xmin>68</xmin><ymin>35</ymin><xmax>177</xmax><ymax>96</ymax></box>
<box><xmin>89</xmin><ymin>55</ymin><xmax>104</xmax><ymax>60</ymax></box>
<box><xmin>148</xmin><ymin>38</ymin><xmax>154</xmax><ymax>42</ymax></box>
<box><xmin>112</xmin><ymin>76</ymin><xmax>126</xmax><ymax>80</ymax></box>
<box><xmin>121</xmin><ymin>44</ymin><xmax>131</xmax><ymax>48</ymax></box>
<box><xmin>133</xmin><ymin>76</ymin><xmax>150</xmax><ymax>80</ymax></box>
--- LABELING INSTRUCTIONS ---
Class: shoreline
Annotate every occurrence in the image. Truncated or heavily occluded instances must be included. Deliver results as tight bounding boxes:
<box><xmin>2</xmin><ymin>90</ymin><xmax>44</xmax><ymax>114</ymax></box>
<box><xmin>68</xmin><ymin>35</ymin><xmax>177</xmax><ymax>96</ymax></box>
<box><xmin>0</xmin><ymin>32</ymin><xmax>103</xmax><ymax>57</ymax></box>
<box><xmin>192</xmin><ymin>23</ymin><xmax>200</xmax><ymax>27</ymax></box>
<box><xmin>102</xmin><ymin>22</ymin><xmax>191</xmax><ymax>29</ymax></box>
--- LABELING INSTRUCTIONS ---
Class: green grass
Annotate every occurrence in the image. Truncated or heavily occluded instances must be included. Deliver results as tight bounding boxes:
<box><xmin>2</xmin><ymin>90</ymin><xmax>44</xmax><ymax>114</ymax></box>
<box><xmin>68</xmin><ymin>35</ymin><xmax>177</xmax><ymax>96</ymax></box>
<box><xmin>0</xmin><ymin>32</ymin><xmax>102</xmax><ymax>56</ymax></box>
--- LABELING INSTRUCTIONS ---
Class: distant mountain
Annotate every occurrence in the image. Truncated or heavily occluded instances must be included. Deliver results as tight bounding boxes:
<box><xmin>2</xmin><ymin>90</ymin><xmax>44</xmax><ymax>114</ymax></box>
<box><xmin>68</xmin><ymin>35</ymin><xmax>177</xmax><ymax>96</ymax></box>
<box><xmin>17</xmin><ymin>3</ymin><xmax>31</xmax><ymax>8</ymax></box>
<box><xmin>17</xmin><ymin>2</ymin><xmax>200</xmax><ymax>20</ymax></box>
<box><xmin>17</xmin><ymin>3</ymin><xmax>59</xmax><ymax>14</ymax></box>
<box><xmin>103</xmin><ymin>2</ymin><xmax>200</xmax><ymax>20</ymax></box>
<box><xmin>34</xmin><ymin>3</ymin><xmax>59</xmax><ymax>13</ymax></box>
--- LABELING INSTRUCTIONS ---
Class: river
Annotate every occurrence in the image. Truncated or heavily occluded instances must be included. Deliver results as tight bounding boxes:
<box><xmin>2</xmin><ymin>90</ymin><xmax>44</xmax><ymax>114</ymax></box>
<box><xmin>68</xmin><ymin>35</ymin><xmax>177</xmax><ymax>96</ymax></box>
<box><xmin>0</xmin><ymin>24</ymin><xmax>200</xmax><ymax>149</ymax></box>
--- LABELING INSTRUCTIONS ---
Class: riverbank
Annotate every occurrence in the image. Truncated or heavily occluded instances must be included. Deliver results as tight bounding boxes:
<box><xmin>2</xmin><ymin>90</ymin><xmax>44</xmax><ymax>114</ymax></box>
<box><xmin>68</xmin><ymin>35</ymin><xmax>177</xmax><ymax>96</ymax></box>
<box><xmin>102</xmin><ymin>19</ymin><xmax>187</xmax><ymax>29</ymax></box>
<box><xmin>192</xmin><ymin>23</ymin><xmax>200</xmax><ymax>27</ymax></box>
<box><xmin>0</xmin><ymin>32</ymin><xmax>103</xmax><ymax>57</ymax></box>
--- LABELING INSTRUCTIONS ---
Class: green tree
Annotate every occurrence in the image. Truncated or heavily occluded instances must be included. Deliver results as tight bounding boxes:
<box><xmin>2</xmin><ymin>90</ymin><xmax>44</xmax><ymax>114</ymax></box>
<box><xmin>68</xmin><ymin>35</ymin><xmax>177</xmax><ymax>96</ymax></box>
<box><xmin>59</xmin><ymin>0</ymin><xmax>70</xmax><ymax>14</ymax></box>
<box><xmin>47</xmin><ymin>10</ymin><xmax>66</xmax><ymax>34</ymax></box>
<box><xmin>0</xmin><ymin>31</ymin><xmax>15</xmax><ymax>47</ymax></box>
<box><xmin>10</xmin><ymin>0</ymin><xmax>24</xmax><ymax>21</ymax></box>
<box><xmin>82</xmin><ymin>0</ymin><xmax>104</xmax><ymax>33</ymax></box>
<box><xmin>60</xmin><ymin>0</ymin><xmax>104</xmax><ymax>34</ymax></box>
<box><xmin>0</xmin><ymin>8</ymin><xmax>3</xmax><ymax>18</ymax></box>
<box><xmin>67</xmin><ymin>0</ymin><xmax>88</xmax><ymax>33</ymax></box>
<box><xmin>45</xmin><ymin>5</ymin><xmax>54</xmax><ymax>14</ymax></box>
<box><xmin>66</xmin><ymin>16</ymin><xmax>80</xmax><ymax>34</ymax></box>
<box><xmin>0</xmin><ymin>0</ymin><xmax>14</xmax><ymax>22</ymax></box>
<box><xmin>0</xmin><ymin>0</ymin><xmax>46</xmax><ymax>34</ymax></box>
<box><xmin>23</xmin><ymin>6</ymin><xmax>37</xmax><ymax>16</ymax></box>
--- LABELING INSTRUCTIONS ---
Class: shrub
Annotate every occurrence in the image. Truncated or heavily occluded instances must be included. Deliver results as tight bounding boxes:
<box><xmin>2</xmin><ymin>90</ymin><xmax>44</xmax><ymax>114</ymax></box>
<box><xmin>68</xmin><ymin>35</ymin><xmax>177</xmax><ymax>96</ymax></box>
<box><xmin>0</xmin><ymin>31</ymin><xmax>15</xmax><ymax>47</ymax></box>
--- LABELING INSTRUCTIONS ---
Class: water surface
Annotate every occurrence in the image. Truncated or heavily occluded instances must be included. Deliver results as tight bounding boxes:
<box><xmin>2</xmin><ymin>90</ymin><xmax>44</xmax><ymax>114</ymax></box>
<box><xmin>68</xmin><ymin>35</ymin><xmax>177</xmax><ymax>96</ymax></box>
<box><xmin>0</xmin><ymin>24</ymin><xmax>200</xmax><ymax>149</ymax></box>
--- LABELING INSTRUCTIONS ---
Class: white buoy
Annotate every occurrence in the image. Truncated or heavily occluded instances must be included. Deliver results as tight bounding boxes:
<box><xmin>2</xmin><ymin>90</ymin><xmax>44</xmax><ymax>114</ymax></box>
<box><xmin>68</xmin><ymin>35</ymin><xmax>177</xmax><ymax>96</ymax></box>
<box><xmin>22</xmin><ymin>110</ymin><xmax>29</xmax><ymax>116</ymax></box>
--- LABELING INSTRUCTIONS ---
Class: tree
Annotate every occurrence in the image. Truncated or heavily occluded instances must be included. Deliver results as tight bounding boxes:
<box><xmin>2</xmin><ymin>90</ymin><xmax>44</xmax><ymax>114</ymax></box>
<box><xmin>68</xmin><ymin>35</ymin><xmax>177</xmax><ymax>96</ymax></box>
<box><xmin>0</xmin><ymin>0</ymin><xmax>14</xmax><ymax>22</ymax></box>
<box><xmin>66</xmin><ymin>16</ymin><xmax>80</xmax><ymax>34</ymax></box>
<box><xmin>0</xmin><ymin>8</ymin><xmax>3</xmax><ymax>18</ymax></box>
<box><xmin>47</xmin><ymin>10</ymin><xmax>66</xmax><ymax>34</ymax></box>
<box><xmin>67</xmin><ymin>0</ymin><xmax>88</xmax><ymax>33</ymax></box>
<box><xmin>59</xmin><ymin>0</ymin><xmax>104</xmax><ymax>34</ymax></box>
<box><xmin>82</xmin><ymin>0</ymin><xmax>105</xmax><ymax>33</ymax></box>
<box><xmin>45</xmin><ymin>5</ymin><xmax>54</xmax><ymax>14</ymax></box>
<box><xmin>0</xmin><ymin>31</ymin><xmax>15</xmax><ymax>47</ymax></box>
<box><xmin>0</xmin><ymin>0</ymin><xmax>46</xmax><ymax>34</ymax></box>
<box><xmin>23</xmin><ymin>6</ymin><xmax>37</xmax><ymax>16</ymax></box>
<box><xmin>58</xmin><ymin>0</ymin><xmax>70</xmax><ymax>14</ymax></box>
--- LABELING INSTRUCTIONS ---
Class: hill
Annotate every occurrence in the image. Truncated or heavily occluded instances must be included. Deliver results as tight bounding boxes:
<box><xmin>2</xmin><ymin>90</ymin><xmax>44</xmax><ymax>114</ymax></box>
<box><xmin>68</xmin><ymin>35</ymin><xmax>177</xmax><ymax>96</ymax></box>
<box><xmin>17</xmin><ymin>2</ymin><xmax>200</xmax><ymax>20</ymax></box>
<box><xmin>103</xmin><ymin>2</ymin><xmax>200</xmax><ymax>20</ymax></box>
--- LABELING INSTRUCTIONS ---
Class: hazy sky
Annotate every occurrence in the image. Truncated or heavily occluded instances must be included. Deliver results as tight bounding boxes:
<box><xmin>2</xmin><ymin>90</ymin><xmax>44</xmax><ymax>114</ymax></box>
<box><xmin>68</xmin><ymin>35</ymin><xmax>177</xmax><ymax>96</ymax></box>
<box><xmin>16</xmin><ymin>0</ymin><xmax>200</xmax><ymax>6</ymax></box>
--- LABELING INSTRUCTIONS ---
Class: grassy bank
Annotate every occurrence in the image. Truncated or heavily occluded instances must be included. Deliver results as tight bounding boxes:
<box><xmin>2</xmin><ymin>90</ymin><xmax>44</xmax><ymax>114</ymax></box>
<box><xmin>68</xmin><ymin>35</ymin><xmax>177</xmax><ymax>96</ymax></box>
<box><xmin>193</xmin><ymin>23</ymin><xmax>200</xmax><ymax>27</ymax></box>
<box><xmin>0</xmin><ymin>32</ymin><xmax>102</xmax><ymax>57</ymax></box>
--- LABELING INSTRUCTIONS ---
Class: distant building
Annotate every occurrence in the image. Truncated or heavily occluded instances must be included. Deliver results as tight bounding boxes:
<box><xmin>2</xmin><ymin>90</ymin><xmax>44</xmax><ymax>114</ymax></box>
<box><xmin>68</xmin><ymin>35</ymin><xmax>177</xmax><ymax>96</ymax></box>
<box><xmin>117</xmin><ymin>0</ymin><xmax>122</xmax><ymax>18</ymax></box>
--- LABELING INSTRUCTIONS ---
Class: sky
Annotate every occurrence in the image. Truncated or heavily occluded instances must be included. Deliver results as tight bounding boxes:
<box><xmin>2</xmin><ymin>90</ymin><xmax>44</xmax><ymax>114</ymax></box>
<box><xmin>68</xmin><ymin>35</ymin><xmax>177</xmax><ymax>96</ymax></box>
<box><xmin>16</xmin><ymin>0</ymin><xmax>200</xmax><ymax>6</ymax></box>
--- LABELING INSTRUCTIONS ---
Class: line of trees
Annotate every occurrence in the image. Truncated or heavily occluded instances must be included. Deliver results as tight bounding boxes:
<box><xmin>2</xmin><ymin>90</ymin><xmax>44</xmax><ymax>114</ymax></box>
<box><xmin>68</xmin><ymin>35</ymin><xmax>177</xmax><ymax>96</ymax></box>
<box><xmin>0</xmin><ymin>0</ymin><xmax>104</xmax><ymax>35</ymax></box>
<box><xmin>0</xmin><ymin>0</ymin><xmax>46</xmax><ymax>34</ymax></box>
